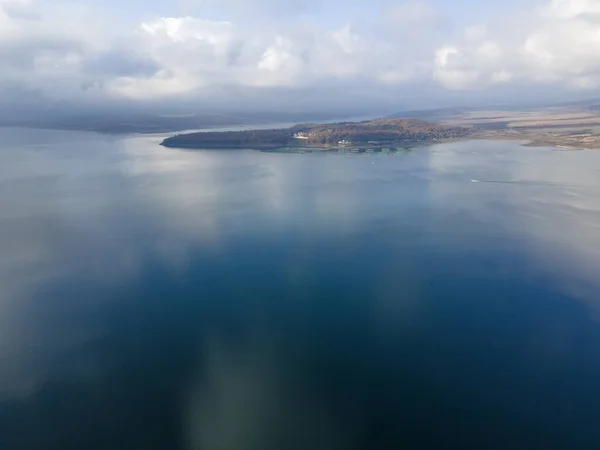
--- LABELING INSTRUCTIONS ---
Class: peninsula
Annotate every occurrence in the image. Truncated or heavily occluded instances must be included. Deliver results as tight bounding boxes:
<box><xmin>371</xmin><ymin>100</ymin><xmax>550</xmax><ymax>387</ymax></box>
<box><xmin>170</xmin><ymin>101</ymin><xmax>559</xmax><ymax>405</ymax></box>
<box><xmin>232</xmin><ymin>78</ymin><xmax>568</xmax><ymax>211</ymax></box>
<box><xmin>160</xmin><ymin>118</ymin><xmax>471</xmax><ymax>150</ymax></box>
<box><xmin>160</xmin><ymin>101</ymin><xmax>600</xmax><ymax>151</ymax></box>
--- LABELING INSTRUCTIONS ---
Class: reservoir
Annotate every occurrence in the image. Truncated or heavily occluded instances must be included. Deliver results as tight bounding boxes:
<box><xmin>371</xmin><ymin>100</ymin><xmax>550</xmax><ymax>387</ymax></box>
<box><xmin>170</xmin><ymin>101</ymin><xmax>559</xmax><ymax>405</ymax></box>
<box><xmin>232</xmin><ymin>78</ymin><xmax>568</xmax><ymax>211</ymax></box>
<box><xmin>1</xmin><ymin>128</ymin><xmax>600</xmax><ymax>449</ymax></box>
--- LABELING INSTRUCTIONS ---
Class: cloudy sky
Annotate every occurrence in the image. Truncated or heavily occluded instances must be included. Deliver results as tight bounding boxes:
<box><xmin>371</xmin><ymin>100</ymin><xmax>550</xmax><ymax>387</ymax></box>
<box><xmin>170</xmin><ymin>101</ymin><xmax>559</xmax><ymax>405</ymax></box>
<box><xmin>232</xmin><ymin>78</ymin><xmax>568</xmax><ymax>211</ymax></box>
<box><xmin>2</xmin><ymin>0</ymin><xmax>600</xmax><ymax>116</ymax></box>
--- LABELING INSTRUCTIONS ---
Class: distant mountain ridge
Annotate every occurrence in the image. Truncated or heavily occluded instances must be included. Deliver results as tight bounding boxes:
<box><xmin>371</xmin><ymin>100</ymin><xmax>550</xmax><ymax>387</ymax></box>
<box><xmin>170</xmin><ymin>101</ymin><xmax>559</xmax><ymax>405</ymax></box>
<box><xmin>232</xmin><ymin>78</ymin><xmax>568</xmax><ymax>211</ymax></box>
<box><xmin>386</xmin><ymin>108</ymin><xmax>466</xmax><ymax>121</ymax></box>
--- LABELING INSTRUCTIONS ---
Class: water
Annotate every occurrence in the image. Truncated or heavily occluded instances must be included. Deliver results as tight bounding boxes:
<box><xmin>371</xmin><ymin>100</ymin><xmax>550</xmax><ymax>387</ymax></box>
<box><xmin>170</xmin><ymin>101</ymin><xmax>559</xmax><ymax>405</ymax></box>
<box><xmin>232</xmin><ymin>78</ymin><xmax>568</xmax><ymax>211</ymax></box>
<box><xmin>2</xmin><ymin>128</ymin><xmax>600</xmax><ymax>450</ymax></box>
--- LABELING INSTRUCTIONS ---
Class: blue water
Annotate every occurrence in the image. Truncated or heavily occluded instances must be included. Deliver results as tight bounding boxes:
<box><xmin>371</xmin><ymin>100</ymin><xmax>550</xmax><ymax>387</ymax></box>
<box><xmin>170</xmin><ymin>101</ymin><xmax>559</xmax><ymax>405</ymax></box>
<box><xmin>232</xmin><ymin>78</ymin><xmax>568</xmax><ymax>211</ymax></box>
<box><xmin>1</xmin><ymin>128</ymin><xmax>600</xmax><ymax>450</ymax></box>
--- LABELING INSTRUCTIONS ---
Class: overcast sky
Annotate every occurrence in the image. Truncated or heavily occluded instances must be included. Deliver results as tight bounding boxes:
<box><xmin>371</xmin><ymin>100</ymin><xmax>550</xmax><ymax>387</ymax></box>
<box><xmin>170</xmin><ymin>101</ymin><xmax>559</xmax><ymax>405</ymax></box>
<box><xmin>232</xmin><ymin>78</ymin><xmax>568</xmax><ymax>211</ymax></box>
<box><xmin>1</xmin><ymin>0</ymin><xmax>600</xmax><ymax>115</ymax></box>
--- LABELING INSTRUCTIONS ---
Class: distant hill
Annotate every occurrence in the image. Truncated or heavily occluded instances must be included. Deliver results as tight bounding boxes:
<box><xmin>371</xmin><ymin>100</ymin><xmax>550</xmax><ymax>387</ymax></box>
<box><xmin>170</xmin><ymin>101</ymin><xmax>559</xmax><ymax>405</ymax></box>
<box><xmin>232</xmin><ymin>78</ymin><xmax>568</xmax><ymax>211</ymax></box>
<box><xmin>387</xmin><ymin>108</ymin><xmax>465</xmax><ymax>121</ymax></box>
<box><xmin>0</xmin><ymin>108</ymin><xmax>363</xmax><ymax>134</ymax></box>
<box><xmin>161</xmin><ymin>117</ymin><xmax>471</xmax><ymax>149</ymax></box>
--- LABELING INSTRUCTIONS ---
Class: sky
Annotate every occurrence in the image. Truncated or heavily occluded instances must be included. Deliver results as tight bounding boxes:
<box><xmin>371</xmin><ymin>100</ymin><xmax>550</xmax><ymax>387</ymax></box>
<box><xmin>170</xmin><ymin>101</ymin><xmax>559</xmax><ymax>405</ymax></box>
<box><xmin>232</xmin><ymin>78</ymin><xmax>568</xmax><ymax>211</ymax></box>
<box><xmin>2</xmin><ymin>0</ymin><xmax>600</xmax><ymax>118</ymax></box>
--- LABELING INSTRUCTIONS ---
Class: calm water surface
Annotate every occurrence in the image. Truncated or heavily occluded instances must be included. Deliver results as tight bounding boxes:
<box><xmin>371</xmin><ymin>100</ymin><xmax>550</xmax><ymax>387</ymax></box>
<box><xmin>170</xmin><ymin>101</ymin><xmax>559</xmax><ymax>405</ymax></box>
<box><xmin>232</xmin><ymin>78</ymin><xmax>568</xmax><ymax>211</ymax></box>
<box><xmin>2</xmin><ymin>128</ymin><xmax>600</xmax><ymax>450</ymax></box>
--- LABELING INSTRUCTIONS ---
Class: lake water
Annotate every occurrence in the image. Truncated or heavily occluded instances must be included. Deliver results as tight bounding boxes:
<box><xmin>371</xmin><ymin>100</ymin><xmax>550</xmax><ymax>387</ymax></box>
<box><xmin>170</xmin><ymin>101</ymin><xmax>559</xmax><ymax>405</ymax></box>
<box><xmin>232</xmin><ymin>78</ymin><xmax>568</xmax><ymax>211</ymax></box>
<box><xmin>2</xmin><ymin>128</ymin><xmax>600</xmax><ymax>450</ymax></box>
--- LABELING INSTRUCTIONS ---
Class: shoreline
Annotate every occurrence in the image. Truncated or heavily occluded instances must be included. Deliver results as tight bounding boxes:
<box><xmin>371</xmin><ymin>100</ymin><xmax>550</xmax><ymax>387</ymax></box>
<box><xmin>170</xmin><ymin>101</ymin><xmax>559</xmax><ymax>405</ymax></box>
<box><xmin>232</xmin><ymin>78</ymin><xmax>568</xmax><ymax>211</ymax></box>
<box><xmin>159</xmin><ymin>117</ymin><xmax>470</xmax><ymax>151</ymax></box>
<box><xmin>468</xmin><ymin>133</ymin><xmax>597</xmax><ymax>150</ymax></box>
<box><xmin>160</xmin><ymin>137</ymin><xmax>458</xmax><ymax>152</ymax></box>
<box><xmin>160</xmin><ymin>135</ymin><xmax>596</xmax><ymax>152</ymax></box>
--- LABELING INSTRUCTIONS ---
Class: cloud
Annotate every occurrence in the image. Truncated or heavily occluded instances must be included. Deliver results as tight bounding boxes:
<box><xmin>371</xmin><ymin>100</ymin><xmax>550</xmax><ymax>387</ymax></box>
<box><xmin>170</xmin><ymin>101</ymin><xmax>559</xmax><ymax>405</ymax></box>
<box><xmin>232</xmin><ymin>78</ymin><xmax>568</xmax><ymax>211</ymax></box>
<box><xmin>0</xmin><ymin>0</ymin><xmax>446</xmax><ymax>109</ymax></box>
<box><xmin>1</xmin><ymin>0</ymin><xmax>40</xmax><ymax>20</ymax></box>
<box><xmin>191</xmin><ymin>0</ymin><xmax>316</xmax><ymax>21</ymax></box>
<box><xmin>0</xmin><ymin>0</ymin><xmax>114</xmax><ymax>103</ymax></box>
<box><xmin>3</xmin><ymin>0</ymin><xmax>600</xmax><ymax>116</ymax></box>
<box><xmin>82</xmin><ymin>50</ymin><xmax>159</xmax><ymax>78</ymax></box>
<box><xmin>434</xmin><ymin>0</ymin><xmax>600</xmax><ymax>91</ymax></box>
<box><xmin>104</xmin><ymin>14</ymin><xmax>439</xmax><ymax>101</ymax></box>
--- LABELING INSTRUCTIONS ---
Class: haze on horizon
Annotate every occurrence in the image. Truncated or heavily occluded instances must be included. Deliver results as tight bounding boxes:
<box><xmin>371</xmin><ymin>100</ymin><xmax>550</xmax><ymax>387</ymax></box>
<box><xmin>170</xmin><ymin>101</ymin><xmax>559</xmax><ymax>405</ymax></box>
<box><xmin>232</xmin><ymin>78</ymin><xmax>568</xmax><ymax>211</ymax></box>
<box><xmin>2</xmin><ymin>0</ymin><xmax>600</xmax><ymax>127</ymax></box>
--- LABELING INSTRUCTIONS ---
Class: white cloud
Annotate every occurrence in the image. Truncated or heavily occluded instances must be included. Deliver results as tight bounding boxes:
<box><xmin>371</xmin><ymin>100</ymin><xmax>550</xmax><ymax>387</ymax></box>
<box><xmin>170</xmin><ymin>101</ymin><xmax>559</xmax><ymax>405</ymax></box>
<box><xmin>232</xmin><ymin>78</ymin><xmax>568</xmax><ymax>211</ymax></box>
<box><xmin>434</xmin><ymin>0</ymin><xmax>600</xmax><ymax>91</ymax></box>
<box><xmin>0</xmin><ymin>0</ymin><xmax>443</xmax><ymax>107</ymax></box>
<box><xmin>258</xmin><ymin>37</ymin><xmax>295</xmax><ymax>72</ymax></box>
<box><xmin>0</xmin><ymin>0</ymin><xmax>127</xmax><ymax>104</ymax></box>
<box><xmin>433</xmin><ymin>46</ymin><xmax>478</xmax><ymax>89</ymax></box>
<box><xmin>544</xmin><ymin>0</ymin><xmax>600</xmax><ymax>19</ymax></box>
<box><xmin>385</xmin><ymin>1</ymin><xmax>442</xmax><ymax>30</ymax></box>
<box><xmin>4</xmin><ymin>0</ymin><xmax>600</xmax><ymax>112</ymax></box>
<box><xmin>0</xmin><ymin>0</ymin><xmax>38</xmax><ymax>20</ymax></box>
<box><xmin>105</xmin><ymin>14</ymin><xmax>435</xmax><ymax>100</ymax></box>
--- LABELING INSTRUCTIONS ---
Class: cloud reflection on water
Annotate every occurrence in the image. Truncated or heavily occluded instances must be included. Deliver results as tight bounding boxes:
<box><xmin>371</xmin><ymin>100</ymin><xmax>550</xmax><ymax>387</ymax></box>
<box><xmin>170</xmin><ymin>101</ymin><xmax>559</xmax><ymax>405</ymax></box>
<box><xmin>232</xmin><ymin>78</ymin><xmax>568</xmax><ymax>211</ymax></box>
<box><xmin>2</xmin><ymin>132</ymin><xmax>600</xmax><ymax>448</ymax></box>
